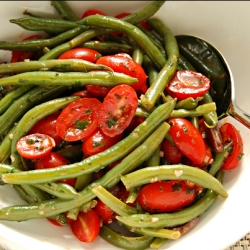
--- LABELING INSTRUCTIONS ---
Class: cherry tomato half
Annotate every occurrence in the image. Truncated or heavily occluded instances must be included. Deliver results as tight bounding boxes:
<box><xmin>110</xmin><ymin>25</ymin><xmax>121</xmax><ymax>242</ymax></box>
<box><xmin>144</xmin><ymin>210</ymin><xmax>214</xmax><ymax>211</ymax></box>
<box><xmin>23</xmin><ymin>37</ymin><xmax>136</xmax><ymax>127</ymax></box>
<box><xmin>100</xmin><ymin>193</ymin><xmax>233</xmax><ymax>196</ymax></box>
<box><xmin>56</xmin><ymin>98</ymin><xmax>102</xmax><ymax>142</ymax></box>
<box><xmin>16</xmin><ymin>133</ymin><xmax>55</xmax><ymax>160</ymax></box>
<box><xmin>96</xmin><ymin>53</ymin><xmax>147</xmax><ymax>91</ymax></box>
<box><xmin>219</xmin><ymin>123</ymin><xmax>244</xmax><ymax>170</ymax></box>
<box><xmin>168</xmin><ymin>118</ymin><xmax>206</xmax><ymax>165</ymax></box>
<box><xmin>137</xmin><ymin>180</ymin><xmax>196</xmax><ymax>213</ymax></box>
<box><xmin>166</xmin><ymin>70</ymin><xmax>210</xmax><ymax>100</ymax></box>
<box><xmin>161</xmin><ymin>139</ymin><xmax>183</xmax><ymax>164</ymax></box>
<box><xmin>58</xmin><ymin>48</ymin><xmax>102</xmax><ymax>63</ymax></box>
<box><xmin>70</xmin><ymin>209</ymin><xmax>101</xmax><ymax>243</ymax></box>
<box><xmin>85</xmin><ymin>84</ymin><xmax>112</xmax><ymax>98</ymax></box>
<box><xmin>34</xmin><ymin>152</ymin><xmax>76</xmax><ymax>187</ymax></box>
<box><xmin>82</xmin><ymin>127</ymin><xmax>122</xmax><ymax>157</ymax></box>
<box><xmin>28</xmin><ymin>112</ymin><xmax>62</xmax><ymax>145</ymax></box>
<box><xmin>81</xmin><ymin>9</ymin><xmax>106</xmax><ymax>18</ymax></box>
<box><xmin>98</xmin><ymin>85</ymin><xmax>138</xmax><ymax>137</ymax></box>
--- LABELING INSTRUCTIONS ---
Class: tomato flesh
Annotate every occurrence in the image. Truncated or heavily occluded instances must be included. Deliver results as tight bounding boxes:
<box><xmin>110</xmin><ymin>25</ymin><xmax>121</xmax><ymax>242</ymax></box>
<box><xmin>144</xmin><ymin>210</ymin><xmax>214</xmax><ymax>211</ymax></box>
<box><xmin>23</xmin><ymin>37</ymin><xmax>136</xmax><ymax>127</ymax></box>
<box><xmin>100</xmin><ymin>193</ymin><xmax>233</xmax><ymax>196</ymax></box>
<box><xmin>16</xmin><ymin>133</ymin><xmax>55</xmax><ymax>160</ymax></box>
<box><xmin>219</xmin><ymin>123</ymin><xmax>244</xmax><ymax>170</ymax></box>
<box><xmin>94</xmin><ymin>199</ymin><xmax>117</xmax><ymax>224</ymax></box>
<box><xmin>168</xmin><ymin>118</ymin><xmax>206</xmax><ymax>165</ymax></box>
<box><xmin>166</xmin><ymin>70</ymin><xmax>210</xmax><ymax>100</ymax></box>
<box><xmin>56</xmin><ymin>98</ymin><xmax>102</xmax><ymax>141</ymax></box>
<box><xmin>161</xmin><ymin>139</ymin><xmax>183</xmax><ymax>164</ymax></box>
<box><xmin>70</xmin><ymin>209</ymin><xmax>101</xmax><ymax>243</ymax></box>
<box><xmin>98</xmin><ymin>85</ymin><xmax>138</xmax><ymax>137</ymax></box>
<box><xmin>137</xmin><ymin>181</ymin><xmax>196</xmax><ymax>213</ymax></box>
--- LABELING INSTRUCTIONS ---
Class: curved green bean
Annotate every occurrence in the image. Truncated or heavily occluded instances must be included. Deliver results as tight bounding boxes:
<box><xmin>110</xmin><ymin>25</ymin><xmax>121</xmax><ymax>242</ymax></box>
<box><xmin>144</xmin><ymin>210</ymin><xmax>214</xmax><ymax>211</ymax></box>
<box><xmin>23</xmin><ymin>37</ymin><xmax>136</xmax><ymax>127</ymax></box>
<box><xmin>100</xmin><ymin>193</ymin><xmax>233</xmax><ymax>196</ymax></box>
<box><xmin>51</xmin><ymin>1</ymin><xmax>79</xmax><ymax>21</ymax></box>
<box><xmin>175</xmin><ymin>97</ymin><xmax>203</xmax><ymax>110</ymax></box>
<box><xmin>120</xmin><ymin>165</ymin><xmax>228</xmax><ymax>198</ymax></box>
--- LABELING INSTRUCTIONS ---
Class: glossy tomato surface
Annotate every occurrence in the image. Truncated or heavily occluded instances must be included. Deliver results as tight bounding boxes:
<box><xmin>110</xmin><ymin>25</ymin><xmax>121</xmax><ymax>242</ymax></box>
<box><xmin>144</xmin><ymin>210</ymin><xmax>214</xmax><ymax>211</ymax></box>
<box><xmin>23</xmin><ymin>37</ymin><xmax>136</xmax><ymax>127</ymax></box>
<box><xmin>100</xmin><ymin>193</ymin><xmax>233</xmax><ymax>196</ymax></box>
<box><xmin>166</xmin><ymin>70</ymin><xmax>210</xmax><ymax>100</ymax></box>
<box><xmin>96</xmin><ymin>53</ymin><xmax>147</xmax><ymax>91</ymax></box>
<box><xmin>219</xmin><ymin>123</ymin><xmax>244</xmax><ymax>170</ymax></box>
<box><xmin>98</xmin><ymin>85</ymin><xmax>138</xmax><ymax>137</ymax></box>
<box><xmin>168</xmin><ymin>118</ymin><xmax>206</xmax><ymax>165</ymax></box>
<box><xmin>94</xmin><ymin>198</ymin><xmax>116</xmax><ymax>224</ymax></box>
<box><xmin>161</xmin><ymin>138</ymin><xmax>183</xmax><ymax>164</ymax></box>
<box><xmin>85</xmin><ymin>85</ymin><xmax>112</xmax><ymax>98</ymax></box>
<box><xmin>56</xmin><ymin>98</ymin><xmax>102</xmax><ymax>141</ymax></box>
<box><xmin>16</xmin><ymin>133</ymin><xmax>55</xmax><ymax>160</ymax></box>
<box><xmin>137</xmin><ymin>180</ymin><xmax>196</xmax><ymax>213</ymax></box>
<box><xmin>81</xmin><ymin>9</ymin><xmax>106</xmax><ymax>18</ymax></box>
<box><xmin>70</xmin><ymin>209</ymin><xmax>101</xmax><ymax>243</ymax></box>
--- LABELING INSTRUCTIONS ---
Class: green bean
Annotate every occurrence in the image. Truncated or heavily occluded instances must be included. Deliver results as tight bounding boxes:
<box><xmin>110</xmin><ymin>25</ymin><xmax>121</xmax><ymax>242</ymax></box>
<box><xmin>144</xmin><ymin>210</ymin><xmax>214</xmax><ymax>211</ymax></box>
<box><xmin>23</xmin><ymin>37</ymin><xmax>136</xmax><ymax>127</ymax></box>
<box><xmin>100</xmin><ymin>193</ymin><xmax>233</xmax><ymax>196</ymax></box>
<box><xmin>79</xmin><ymin>16</ymin><xmax>166</xmax><ymax>70</ymax></box>
<box><xmin>209</xmin><ymin>143</ymin><xmax>232</xmax><ymax>176</ymax></box>
<box><xmin>51</xmin><ymin>1</ymin><xmax>79</xmax><ymax>21</ymax></box>
<box><xmin>175</xmin><ymin>97</ymin><xmax>203</xmax><ymax>110</ymax></box>
<box><xmin>0</xmin><ymin>71</ymin><xmax>137</xmax><ymax>87</ymax></box>
<box><xmin>142</xmin><ymin>55</ymin><xmax>159</xmax><ymax>85</ymax></box>
<box><xmin>150</xmin><ymin>238</ymin><xmax>167</xmax><ymax>249</ymax></box>
<box><xmin>0</xmin><ymin>118</ymin><xmax>172</xmax><ymax>220</ymax></box>
<box><xmin>67</xmin><ymin>207</ymin><xmax>80</xmax><ymax>220</ymax></box>
<box><xmin>121</xmin><ymin>165</ymin><xmax>228</xmax><ymax>198</ymax></box>
<box><xmin>132</xmin><ymin>47</ymin><xmax>144</xmax><ymax>65</ymax></box>
<box><xmin>126</xmin><ymin>187</ymin><xmax>140</xmax><ymax>204</ymax></box>
<box><xmin>10</xmin><ymin>16</ymin><xmax>88</xmax><ymax>34</ymax></box>
<box><xmin>2</xmin><ymin>100</ymin><xmax>175</xmax><ymax>185</ymax></box>
<box><xmin>0</xmin><ymin>59</ymin><xmax>113</xmax><ymax>75</ymax></box>
<box><xmin>190</xmin><ymin>116</ymin><xmax>200</xmax><ymax>129</ymax></box>
<box><xmin>147</xmin><ymin>146</ymin><xmax>161</xmax><ymax>167</ymax></box>
<box><xmin>0</xmin><ymin>85</ymin><xmax>68</xmax><ymax>137</ymax></box>
<box><xmin>0</xmin><ymin>85</ymin><xmax>35</xmax><ymax>115</ymax></box>
<box><xmin>135</xmin><ymin>107</ymin><xmax>150</xmax><ymax>118</ymax></box>
<box><xmin>0</xmin><ymin>27</ymin><xmax>84</xmax><ymax>52</ymax></box>
<box><xmin>99</xmin><ymin>225</ymin><xmax>154</xmax><ymax>250</ymax></box>
<box><xmin>178</xmin><ymin>54</ymin><xmax>196</xmax><ymax>71</ymax></box>
<box><xmin>140</xmin><ymin>18</ymin><xmax>179</xmax><ymax>110</ymax></box>
<box><xmin>10</xmin><ymin>96</ymin><xmax>79</xmax><ymax>169</ymax></box>
<box><xmin>74</xmin><ymin>173</ymin><xmax>92</xmax><ymax>192</ymax></box>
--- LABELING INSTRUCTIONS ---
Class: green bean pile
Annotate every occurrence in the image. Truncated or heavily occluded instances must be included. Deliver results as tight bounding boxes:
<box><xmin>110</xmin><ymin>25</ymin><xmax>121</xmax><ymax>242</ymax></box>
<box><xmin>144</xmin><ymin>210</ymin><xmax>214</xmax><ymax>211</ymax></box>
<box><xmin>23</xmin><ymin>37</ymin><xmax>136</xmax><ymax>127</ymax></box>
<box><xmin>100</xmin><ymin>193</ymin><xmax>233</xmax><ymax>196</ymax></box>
<box><xmin>0</xmin><ymin>1</ymin><xmax>236</xmax><ymax>249</ymax></box>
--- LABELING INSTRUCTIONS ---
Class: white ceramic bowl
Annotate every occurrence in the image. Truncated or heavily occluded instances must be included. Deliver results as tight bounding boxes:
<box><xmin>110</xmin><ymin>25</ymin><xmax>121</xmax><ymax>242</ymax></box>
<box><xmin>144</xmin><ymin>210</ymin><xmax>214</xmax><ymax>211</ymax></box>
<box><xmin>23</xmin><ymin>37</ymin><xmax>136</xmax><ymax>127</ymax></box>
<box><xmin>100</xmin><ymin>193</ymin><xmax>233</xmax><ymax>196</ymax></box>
<box><xmin>0</xmin><ymin>2</ymin><xmax>250</xmax><ymax>250</ymax></box>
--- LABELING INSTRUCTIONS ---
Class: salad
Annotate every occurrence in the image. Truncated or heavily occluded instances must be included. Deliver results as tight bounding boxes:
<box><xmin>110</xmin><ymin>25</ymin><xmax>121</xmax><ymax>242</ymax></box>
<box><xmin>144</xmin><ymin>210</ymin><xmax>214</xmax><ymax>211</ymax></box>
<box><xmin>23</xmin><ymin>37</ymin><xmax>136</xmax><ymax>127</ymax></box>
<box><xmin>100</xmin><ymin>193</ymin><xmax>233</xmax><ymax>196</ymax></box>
<box><xmin>0</xmin><ymin>1</ymin><xmax>244</xmax><ymax>249</ymax></box>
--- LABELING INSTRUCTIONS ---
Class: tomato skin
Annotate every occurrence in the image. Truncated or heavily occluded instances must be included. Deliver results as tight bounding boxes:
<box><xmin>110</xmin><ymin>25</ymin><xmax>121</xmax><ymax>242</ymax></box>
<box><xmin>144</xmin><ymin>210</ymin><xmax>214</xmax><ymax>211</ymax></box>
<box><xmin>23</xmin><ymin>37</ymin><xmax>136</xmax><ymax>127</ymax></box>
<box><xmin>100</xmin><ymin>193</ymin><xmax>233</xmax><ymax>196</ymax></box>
<box><xmin>94</xmin><ymin>199</ymin><xmax>117</xmax><ymax>224</ymax></box>
<box><xmin>168</xmin><ymin>118</ymin><xmax>206</xmax><ymax>165</ymax></box>
<box><xmin>56</xmin><ymin>98</ymin><xmax>102</xmax><ymax>142</ymax></box>
<box><xmin>81</xmin><ymin>9</ymin><xmax>106</xmax><ymax>18</ymax></box>
<box><xmin>34</xmin><ymin>152</ymin><xmax>76</xmax><ymax>187</ymax></box>
<box><xmin>16</xmin><ymin>133</ymin><xmax>55</xmax><ymax>160</ymax></box>
<box><xmin>96</xmin><ymin>53</ymin><xmax>147</xmax><ymax>91</ymax></box>
<box><xmin>166</xmin><ymin>70</ymin><xmax>210</xmax><ymax>100</ymax></box>
<box><xmin>161</xmin><ymin>139</ymin><xmax>183</xmax><ymax>164</ymax></box>
<box><xmin>98</xmin><ymin>85</ymin><xmax>138</xmax><ymax>137</ymax></box>
<box><xmin>137</xmin><ymin>181</ymin><xmax>196</xmax><ymax>213</ymax></box>
<box><xmin>70</xmin><ymin>209</ymin><xmax>101</xmax><ymax>243</ymax></box>
<box><xmin>82</xmin><ymin>127</ymin><xmax>121</xmax><ymax>157</ymax></box>
<box><xmin>125</xmin><ymin>116</ymin><xmax>145</xmax><ymax>134</ymax></box>
<box><xmin>28</xmin><ymin>112</ymin><xmax>62</xmax><ymax>145</ymax></box>
<box><xmin>11</xmin><ymin>35</ymin><xmax>42</xmax><ymax>63</ymax></box>
<box><xmin>71</xmin><ymin>90</ymin><xmax>94</xmax><ymax>98</ymax></box>
<box><xmin>85</xmin><ymin>85</ymin><xmax>112</xmax><ymax>98</ymax></box>
<box><xmin>58</xmin><ymin>48</ymin><xmax>101</xmax><ymax>63</ymax></box>
<box><xmin>219</xmin><ymin>123</ymin><xmax>244</xmax><ymax>170</ymax></box>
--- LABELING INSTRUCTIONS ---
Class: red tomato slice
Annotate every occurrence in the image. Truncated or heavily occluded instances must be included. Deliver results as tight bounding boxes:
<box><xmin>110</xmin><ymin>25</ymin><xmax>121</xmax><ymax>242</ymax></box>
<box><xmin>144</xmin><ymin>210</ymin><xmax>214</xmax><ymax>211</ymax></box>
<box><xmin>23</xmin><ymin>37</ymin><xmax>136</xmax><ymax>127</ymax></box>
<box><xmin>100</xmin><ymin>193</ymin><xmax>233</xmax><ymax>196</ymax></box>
<box><xmin>28</xmin><ymin>112</ymin><xmax>62</xmax><ymax>145</ymax></box>
<box><xmin>166</xmin><ymin>70</ymin><xmax>210</xmax><ymax>100</ymax></box>
<box><xmin>71</xmin><ymin>90</ymin><xmax>94</xmax><ymax>98</ymax></box>
<box><xmin>85</xmin><ymin>84</ymin><xmax>112</xmax><ymax>98</ymax></box>
<box><xmin>81</xmin><ymin>9</ymin><xmax>106</xmax><ymax>18</ymax></box>
<box><xmin>98</xmin><ymin>85</ymin><xmax>138</xmax><ymax>137</ymax></box>
<box><xmin>161</xmin><ymin>138</ymin><xmax>183</xmax><ymax>164</ymax></box>
<box><xmin>34</xmin><ymin>152</ymin><xmax>76</xmax><ymax>187</ymax></box>
<box><xmin>70</xmin><ymin>209</ymin><xmax>101</xmax><ymax>243</ymax></box>
<box><xmin>56</xmin><ymin>98</ymin><xmax>102</xmax><ymax>141</ymax></box>
<box><xmin>16</xmin><ymin>133</ymin><xmax>55</xmax><ymax>160</ymax></box>
<box><xmin>168</xmin><ymin>118</ymin><xmax>206</xmax><ymax>165</ymax></box>
<box><xmin>96</xmin><ymin>53</ymin><xmax>147</xmax><ymax>91</ymax></box>
<box><xmin>58</xmin><ymin>48</ymin><xmax>102</xmax><ymax>63</ymax></box>
<box><xmin>219</xmin><ymin>123</ymin><xmax>244</xmax><ymax>170</ymax></box>
<box><xmin>137</xmin><ymin>180</ymin><xmax>196</xmax><ymax>213</ymax></box>
<box><xmin>82</xmin><ymin>127</ymin><xmax>121</xmax><ymax>157</ymax></box>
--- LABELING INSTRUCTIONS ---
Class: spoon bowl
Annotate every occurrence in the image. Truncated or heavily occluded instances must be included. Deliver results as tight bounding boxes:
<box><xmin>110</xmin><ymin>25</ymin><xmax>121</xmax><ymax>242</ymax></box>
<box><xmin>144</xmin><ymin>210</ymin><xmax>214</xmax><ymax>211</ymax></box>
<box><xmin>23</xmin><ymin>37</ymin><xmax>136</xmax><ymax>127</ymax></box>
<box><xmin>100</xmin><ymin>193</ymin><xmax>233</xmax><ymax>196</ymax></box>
<box><xmin>176</xmin><ymin>35</ymin><xmax>250</xmax><ymax>128</ymax></box>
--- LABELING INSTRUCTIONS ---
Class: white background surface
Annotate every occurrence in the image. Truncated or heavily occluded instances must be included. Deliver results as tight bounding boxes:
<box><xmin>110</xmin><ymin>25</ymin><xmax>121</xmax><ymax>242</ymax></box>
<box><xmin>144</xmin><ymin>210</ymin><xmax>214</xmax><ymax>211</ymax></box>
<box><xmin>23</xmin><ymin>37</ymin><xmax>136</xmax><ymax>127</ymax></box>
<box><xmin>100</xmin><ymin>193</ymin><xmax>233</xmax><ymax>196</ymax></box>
<box><xmin>0</xmin><ymin>1</ymin><xmax>250</xmax><ymax>250</ymax></box>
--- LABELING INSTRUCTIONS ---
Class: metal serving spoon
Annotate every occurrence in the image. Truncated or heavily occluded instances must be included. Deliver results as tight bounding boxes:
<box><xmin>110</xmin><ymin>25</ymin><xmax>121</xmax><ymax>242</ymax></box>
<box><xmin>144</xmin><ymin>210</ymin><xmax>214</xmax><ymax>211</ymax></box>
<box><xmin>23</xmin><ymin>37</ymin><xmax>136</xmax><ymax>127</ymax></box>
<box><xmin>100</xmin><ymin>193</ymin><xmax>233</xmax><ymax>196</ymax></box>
<box><xmin>176</xmin><ymin>35</ymin><xmax>250</xmax><ymax>128</ymax></box>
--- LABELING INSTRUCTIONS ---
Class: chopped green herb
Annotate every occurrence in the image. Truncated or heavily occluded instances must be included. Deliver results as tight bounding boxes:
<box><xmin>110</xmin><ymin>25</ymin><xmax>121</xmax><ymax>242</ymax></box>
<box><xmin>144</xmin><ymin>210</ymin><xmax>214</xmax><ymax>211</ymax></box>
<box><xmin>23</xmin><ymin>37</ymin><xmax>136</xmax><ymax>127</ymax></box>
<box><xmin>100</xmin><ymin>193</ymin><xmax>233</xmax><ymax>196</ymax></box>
<box><xmin>73</xmin><ymin>119</ymin><xmax>89</xmax><ymax>129</ymax></box>
<box><xmin>106</xmin><ymin>116</ymin><xmax>118</xmax><ymax>128</ymax></box>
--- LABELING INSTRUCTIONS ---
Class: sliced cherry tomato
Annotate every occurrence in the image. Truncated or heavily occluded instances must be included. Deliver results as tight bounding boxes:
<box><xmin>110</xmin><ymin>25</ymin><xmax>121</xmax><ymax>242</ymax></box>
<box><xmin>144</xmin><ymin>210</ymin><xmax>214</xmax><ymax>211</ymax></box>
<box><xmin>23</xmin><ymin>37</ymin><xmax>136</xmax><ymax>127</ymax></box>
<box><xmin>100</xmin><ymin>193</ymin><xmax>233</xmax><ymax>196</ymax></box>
<box><xmin>94</xmin><ymin>198</ymin><xmax>117</xmax><ymax>224</ymax></box>
<box><xmin>168</xmin><ymin>118</ymin><xmax>206</xmax><ymax>165</ymax></box>
<box><xmin>137</xmin><ymin>180</ymin><xmax>196</xmax><ymax>213</ymax></box>
<box><xmin>16</xmin><ymin>133</ymin><xmax>55</xmax><ymax>160</ymax></box>
<box><xmin>98</xmin><ymin>85</ymin><xmax>138</xmax><ymax>137</ymax></box>
<box><xmin>58</xmin><ymin>48</ymin><xmax>102</xmax><ymax>63</ymax></box>
<box><xmin>71</xmin><ymin>89</ymin><xmax>94</xmax><ymax>98</ymax></box>
<box><xmin>56</xmin><ymin>98</ymin><xmax>102</xmax><ymax>141</ymax></box>
<box><xmin>85</xmin><ymin>85</ymin><xmax>112</xmax><ymax>98</ymax></box>
<box><xmin>70</xmin><ymin>209</ymin><xmax>101</xmax><ymax>243</ymax></box>
<box><xmin>81</xmin><ymin>9</ymin><xmax>106</xmax><ymax>18</ymax></box>
<box><xmin>161</xmin><ymin>139</ymin><xmax>183</xmax><ymax>164</ymax></box>
<box><xmin>34</xmin><ymin>152</ymin><xmax>76</xmax><ymax>187</ymax></box>
<box><xmin>82</xmin><ymin>127</ymin><xmax>121</xmax><ymax>157</ymax></box>
<box><xmin>47</xmin><ymin>218</ymin><xmax>63</xmax><ymax>227</ymax></box>
<box><xmin>125</xmin><ymin>116</ymin><xmax>145</xmax><ymax>134</ymax></box>
<box><xmin>219</xmin><ymin>123</ymin><xmax>244</xmax><ymax>170</ymax></box>
<box><xmin>96</xmin><ymin>53</ymin><xmax>147</xmax><ymax>91</ymax></box>
<box><xmin>28</xmin><ymin>112</ymin><xmax>62</xmax><ymax>145</ymax></box>
<box><xmin>166</xmin><ymin>70</ymin><xmax>210</xmax><ymax>100</ymax></box>
<box><xmin>11</xmin><ymin>35</ymin><xmax>42</xmax><ymax>63</ymax></box>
